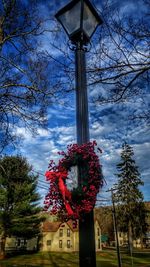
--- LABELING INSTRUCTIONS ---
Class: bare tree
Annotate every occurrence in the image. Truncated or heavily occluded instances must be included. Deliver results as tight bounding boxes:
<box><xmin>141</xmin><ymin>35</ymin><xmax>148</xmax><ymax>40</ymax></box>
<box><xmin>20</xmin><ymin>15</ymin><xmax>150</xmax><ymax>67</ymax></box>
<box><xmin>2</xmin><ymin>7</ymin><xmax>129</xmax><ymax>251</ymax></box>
<box><xmin>0</xmin><ymin>0</ymin><xmax>65</xmax><ymax>152</ymax></box>
<box><xmin>87</xmin><ymin>0</ymin><xmax>150</xmax><ymax>122</ymax></box>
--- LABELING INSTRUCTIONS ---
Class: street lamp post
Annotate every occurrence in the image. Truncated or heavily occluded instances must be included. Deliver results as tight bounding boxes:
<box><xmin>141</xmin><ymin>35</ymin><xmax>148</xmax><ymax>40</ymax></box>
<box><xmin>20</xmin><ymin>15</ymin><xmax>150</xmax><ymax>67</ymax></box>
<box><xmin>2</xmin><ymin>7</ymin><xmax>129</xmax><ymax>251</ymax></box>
<box><xmin>55</xmin><ymin>1</ymin><xmax>102</xmax><ymax>267</ymax></box>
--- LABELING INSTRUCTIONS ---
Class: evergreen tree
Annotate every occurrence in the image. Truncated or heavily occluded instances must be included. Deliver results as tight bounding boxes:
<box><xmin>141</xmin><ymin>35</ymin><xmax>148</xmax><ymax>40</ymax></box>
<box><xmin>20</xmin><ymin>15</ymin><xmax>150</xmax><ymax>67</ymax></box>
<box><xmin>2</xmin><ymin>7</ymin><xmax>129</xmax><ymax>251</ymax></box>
<box><xmin>115</xmin><ymin>143</ymin><xmax>147</xmax><ymax>253</ymax></box>
<box><xmin>0</xmin><ymin>155</ymin><xmax>44</xmax><ymax>258</ymax></box>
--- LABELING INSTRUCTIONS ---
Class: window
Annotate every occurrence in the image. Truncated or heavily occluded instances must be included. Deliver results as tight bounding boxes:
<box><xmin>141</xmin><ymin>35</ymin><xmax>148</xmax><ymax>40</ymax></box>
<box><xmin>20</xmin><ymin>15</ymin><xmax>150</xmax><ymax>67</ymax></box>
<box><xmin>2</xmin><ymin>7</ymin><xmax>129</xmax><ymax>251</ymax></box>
<box><xmin>16</xmin><ymin>239</ymin><xmax>26</xmax><ymax>247</ymax></box>
<box><xmin>59</xmin><ymin>229</ymin><xmax>63</xmax><ymax>237</ymax></box>
<box><xmin>67</xmin><ymin>228</ymin><xmax>70</xmax><ymax>237</ymax></box>
<box><xmin>59</xmin><ymin>240</ymin><xmax>63</xmax><ymax>248</ymax></box>
<box><xmin>47</xmin><ymin>240</ymin><xmax>51</xmax><ymax>246</ymax></box>
<box><xmin>17</xmin><ymin>239</ymin><xmax>21</xmax><ymax>247</ymax></box>
<box><xmin>97</xmin><ymin>228</ymin><xmax>100</xmax><ymax>236</ymax></box>
<box><xmin>98</xmin><ymin>239</ymin><xmax>101</xmax><ymax>249</ymax></box>
<box><xmin>67</xmin><ymin>240</ymin><xmax>71</xmax><ymax>248</ymax></box>
<box><xmin>21</xmin><ymin>239</ymin><xmax>27</xmax><ymax>246</ymax></box>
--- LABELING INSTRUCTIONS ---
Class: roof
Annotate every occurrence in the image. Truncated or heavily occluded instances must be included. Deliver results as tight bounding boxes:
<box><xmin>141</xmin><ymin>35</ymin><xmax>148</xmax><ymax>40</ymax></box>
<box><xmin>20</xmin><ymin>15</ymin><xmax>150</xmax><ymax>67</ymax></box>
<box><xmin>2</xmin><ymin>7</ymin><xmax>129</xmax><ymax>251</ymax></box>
<box><xmin>42</xmin><ymin>222</ymin><xmax>61</xmax><ymax>232</ymax></box>
<box><xmin>42</xmin><ymin>220</ymin><xmax>79</xmax><ymax>233</ymax></box>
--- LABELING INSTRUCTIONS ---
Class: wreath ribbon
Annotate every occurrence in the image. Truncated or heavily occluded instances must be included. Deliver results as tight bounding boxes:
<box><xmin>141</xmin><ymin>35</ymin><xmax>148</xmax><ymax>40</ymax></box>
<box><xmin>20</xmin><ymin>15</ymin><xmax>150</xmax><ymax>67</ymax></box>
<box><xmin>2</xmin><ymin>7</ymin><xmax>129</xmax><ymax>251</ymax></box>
<box><xmin>45</xmin><ymin>171</ymin><xmax>74</xmax><ymax>215</ymax></box>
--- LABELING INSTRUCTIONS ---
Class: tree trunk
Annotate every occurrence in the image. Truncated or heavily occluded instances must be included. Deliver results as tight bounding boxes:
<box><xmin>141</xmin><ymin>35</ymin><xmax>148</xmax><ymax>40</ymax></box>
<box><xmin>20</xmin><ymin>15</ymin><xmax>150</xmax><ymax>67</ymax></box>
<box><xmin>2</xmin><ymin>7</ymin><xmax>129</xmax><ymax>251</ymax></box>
<box><xmin>128</xmin><ymin>221</ymin><xmax>133</xmax><ymax>255</ymax></box>
<box><xmin>140</xmin><ymin>234</ymin><xmax>144</xmax><ymax>249</ymax></box>
<box><xmin>0</xmin><ymin>234</ymin><xmax>6</xmax><ymax>259</ymax></box>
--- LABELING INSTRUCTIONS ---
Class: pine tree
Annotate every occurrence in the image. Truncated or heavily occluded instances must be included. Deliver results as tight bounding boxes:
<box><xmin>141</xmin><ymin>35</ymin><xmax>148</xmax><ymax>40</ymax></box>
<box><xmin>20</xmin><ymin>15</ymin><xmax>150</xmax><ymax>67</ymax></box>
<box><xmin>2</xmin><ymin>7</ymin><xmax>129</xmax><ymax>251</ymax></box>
<box><xmin>115</xmin><ymin>143</ymin><xmax>147</xmax><ymax>253</ymax></box>
<box><xmin>0</xmin><ymin>155</ymin><xmax>44</xmax><ymax>258</ymax></box>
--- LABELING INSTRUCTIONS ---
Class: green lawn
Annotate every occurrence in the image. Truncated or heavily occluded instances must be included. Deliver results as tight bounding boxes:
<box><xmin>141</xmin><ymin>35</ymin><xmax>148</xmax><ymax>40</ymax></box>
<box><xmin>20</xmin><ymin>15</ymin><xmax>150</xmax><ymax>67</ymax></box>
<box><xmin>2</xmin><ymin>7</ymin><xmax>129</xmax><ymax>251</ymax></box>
<box><xmin>0</xmin><ymin>249</ymin><xmax>150</xmax><ymax>267</ymax></box>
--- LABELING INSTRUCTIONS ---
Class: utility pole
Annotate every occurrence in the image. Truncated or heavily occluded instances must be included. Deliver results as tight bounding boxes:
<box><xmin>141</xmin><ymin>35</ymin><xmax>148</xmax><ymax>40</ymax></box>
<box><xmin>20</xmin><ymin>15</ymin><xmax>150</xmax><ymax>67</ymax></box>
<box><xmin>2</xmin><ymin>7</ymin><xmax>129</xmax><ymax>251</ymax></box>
<box><xmin>107</xmin><ymin>188</ymin><xmax>122</xmax><ymax>267</ymax></box>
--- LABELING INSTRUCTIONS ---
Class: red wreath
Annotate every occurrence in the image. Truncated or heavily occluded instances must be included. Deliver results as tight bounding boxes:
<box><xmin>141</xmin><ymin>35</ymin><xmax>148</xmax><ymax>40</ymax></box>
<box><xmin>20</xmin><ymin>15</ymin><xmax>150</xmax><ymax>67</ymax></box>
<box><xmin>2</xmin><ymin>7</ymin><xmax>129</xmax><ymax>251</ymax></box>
<box><xmin>44</xmin><ymin>141</ymin><xmax>103</xmax><ymax>220</ymax></box>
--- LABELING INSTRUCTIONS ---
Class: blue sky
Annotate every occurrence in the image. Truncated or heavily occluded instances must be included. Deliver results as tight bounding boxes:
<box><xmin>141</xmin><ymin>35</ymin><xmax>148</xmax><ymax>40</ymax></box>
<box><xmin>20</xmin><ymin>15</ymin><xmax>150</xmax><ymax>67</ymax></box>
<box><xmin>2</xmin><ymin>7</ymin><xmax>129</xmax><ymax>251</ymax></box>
<box><xmin>14</xmin><ymin>97</ymin><xmax>150</xmax><ymax>205</ymax></box>
<box><xmin>5</xmin><ymin>0</ymin><xmax>150</xmax><ymax>205</ymax></box>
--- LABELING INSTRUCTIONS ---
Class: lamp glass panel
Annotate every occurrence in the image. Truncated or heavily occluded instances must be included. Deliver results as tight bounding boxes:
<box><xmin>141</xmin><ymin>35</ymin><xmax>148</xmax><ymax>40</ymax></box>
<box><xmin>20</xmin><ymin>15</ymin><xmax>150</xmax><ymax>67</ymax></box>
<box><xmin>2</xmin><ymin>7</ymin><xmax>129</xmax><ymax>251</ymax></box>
<box><xmin>58</xmin><ymin>2</ymin><xmax>81</xmax><ymax>36</ymax></box>
<box><xmin>83</xmin><ymin>3</ymin><xmax>99</xmax><ymax>38</ymax></box>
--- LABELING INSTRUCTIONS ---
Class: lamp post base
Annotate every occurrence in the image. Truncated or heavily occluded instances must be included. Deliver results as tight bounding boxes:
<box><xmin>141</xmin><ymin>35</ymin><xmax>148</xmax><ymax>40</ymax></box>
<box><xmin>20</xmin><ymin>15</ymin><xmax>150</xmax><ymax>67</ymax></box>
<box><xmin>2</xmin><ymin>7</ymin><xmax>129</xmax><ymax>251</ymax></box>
<box><xmin>79</xmin><ymin>210</ymin><xmax>96</xmax><ymax>267</ymax></box>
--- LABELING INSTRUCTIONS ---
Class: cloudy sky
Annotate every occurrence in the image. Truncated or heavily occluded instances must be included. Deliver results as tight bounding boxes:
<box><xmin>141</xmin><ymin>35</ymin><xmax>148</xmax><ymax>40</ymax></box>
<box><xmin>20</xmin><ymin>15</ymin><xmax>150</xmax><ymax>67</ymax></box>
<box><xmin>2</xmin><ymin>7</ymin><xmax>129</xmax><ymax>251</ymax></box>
<box><xmin>8</xmin><ymin>0</ymin><xmax>150</xmax><ymax>205</ymax></box>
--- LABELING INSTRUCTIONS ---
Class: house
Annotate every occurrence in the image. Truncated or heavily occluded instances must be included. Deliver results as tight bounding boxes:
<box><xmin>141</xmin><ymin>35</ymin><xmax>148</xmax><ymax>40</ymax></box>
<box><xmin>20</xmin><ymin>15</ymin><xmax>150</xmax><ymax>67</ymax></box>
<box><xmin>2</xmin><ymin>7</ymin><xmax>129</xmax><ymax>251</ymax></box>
<box><xmin>0</xmin><ymin>236</ymin><xmax>38</xmax><ymax>253</ymax></box>
<box><xmin>41</xmin><ymin>219</ymin><xmax>102</xmax><ymax>252</ymax></box>
<box><xmin>117</xmin><ymin>232</ymin><xmax>150</xmax><ymax>248</ymax></box>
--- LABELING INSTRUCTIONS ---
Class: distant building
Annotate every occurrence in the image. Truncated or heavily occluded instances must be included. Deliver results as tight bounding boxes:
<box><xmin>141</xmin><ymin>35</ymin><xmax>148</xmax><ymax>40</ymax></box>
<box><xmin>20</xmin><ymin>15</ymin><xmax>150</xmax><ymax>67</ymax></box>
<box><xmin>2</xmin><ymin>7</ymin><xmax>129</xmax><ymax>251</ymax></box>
<box><xmin>117</xmin><ymin>232</ymin><xmax>142</xmax><ymax>248</ymax></box>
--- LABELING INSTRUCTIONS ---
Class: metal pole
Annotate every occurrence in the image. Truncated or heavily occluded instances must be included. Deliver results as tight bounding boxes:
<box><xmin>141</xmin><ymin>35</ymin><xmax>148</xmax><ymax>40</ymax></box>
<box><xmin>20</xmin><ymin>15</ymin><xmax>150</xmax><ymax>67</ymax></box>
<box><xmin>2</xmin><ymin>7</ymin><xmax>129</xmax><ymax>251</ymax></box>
<box><xmin>111</xmin><ymin>189</ymin><xmax>122</xmax><ymax>267</ymax></box>
<box><xmin>75</xmin><ymin>41</ymin><xmax>96</xmax><ymax>267</ymax></box>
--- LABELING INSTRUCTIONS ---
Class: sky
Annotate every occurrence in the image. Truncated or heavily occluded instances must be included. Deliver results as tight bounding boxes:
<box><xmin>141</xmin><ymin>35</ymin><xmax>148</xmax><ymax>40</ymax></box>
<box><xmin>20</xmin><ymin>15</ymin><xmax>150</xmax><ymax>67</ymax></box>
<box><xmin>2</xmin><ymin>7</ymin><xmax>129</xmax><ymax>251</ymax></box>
<box><xmin>4</xmin><ymin>0</ymin><xmax>150</xmax><ymax>206</ymax></box>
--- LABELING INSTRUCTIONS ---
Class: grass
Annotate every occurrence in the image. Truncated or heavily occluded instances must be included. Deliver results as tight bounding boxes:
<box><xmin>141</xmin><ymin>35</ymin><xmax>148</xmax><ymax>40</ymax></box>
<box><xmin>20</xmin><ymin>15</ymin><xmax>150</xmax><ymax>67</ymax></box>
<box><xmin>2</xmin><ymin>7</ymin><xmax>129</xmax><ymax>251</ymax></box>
<box><xmin>97</xmin><ymin>248</ymin><xmax>150</xmax><ymax>267</ymax></box>
<box><xmin>0</xmin><ymin>248</ymin><xmax>150</xmax><ymax>267</ymax></box>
